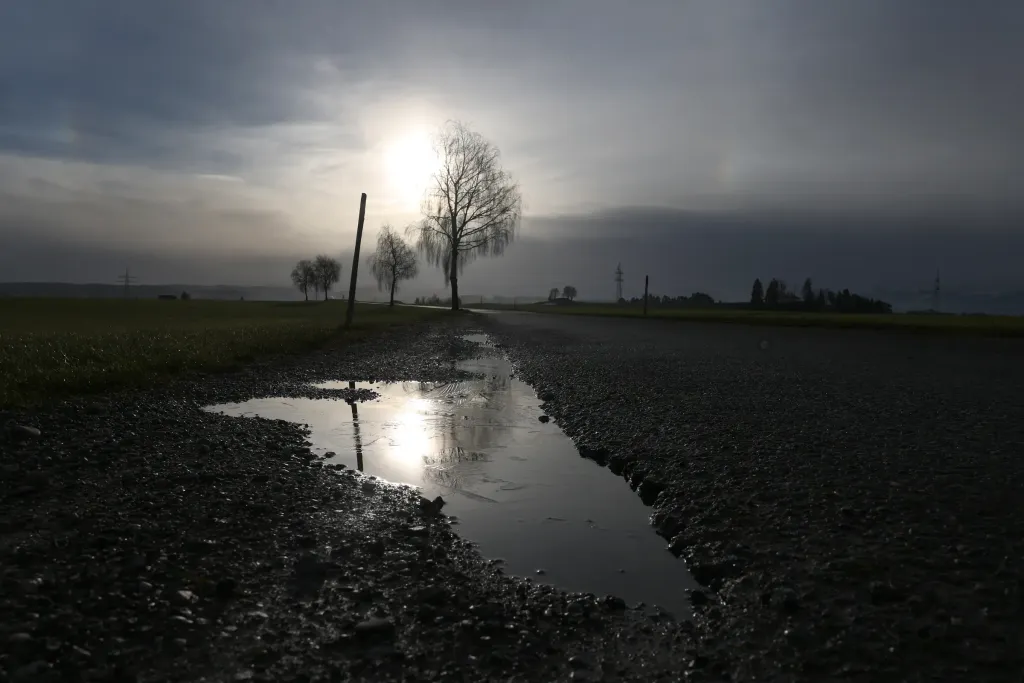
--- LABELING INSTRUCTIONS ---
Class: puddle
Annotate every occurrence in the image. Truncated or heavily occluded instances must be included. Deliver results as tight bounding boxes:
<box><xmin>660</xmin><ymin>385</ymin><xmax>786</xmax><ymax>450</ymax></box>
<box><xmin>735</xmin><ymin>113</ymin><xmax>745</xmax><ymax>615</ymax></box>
<box><xmin>207</xmin><ymin>334</ymin><xmax>696</xmax><ymax>616</ymax></box>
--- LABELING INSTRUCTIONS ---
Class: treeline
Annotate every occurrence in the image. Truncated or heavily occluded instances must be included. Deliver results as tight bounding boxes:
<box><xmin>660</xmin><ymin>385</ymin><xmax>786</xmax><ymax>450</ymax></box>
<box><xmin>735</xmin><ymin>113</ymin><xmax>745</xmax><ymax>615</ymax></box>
<box><xmin>621</xmin><ymin>292</ymin><xmax>716</xmax><ymax>308</ymax></box>
<box><xmin>414</xmin><ymin>294</ymin><xmax>461</xmax><ymax>307</ymax></box>
<box><xmin>290</xmin><ymin>255</ymin><xmax>342</xmax><ymax>301</ymax></box>
<box><xmin>749</xmin><ymin>277</ymin><xmax>892</xmax><ymax>314</ymax></box>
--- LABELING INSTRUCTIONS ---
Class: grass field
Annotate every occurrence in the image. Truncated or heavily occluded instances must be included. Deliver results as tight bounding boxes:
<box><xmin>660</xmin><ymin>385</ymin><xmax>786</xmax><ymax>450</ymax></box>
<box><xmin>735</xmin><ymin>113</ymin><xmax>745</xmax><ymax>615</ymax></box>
<box><xmin>0</xmin><ymin>299</ymin><xmax>443</xmax><ymax>407</ymax></box>
<box><xmin>470</xmin><ymin>302</ymin><xmax>1024</xmax><ymax>336</ymax></box>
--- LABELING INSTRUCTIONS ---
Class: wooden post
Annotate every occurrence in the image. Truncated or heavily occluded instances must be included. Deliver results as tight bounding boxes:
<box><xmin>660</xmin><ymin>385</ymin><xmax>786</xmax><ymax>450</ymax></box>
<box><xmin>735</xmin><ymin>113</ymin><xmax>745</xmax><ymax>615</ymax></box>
<box><xmin>344</xmin><ymin>193</ymin><xmax>367</xmax><ymax>328</ymax></box>
<box><xmin>643</xmin><ymin>275</ymin><xmax>649</xmax><ymax>316</ymax></box>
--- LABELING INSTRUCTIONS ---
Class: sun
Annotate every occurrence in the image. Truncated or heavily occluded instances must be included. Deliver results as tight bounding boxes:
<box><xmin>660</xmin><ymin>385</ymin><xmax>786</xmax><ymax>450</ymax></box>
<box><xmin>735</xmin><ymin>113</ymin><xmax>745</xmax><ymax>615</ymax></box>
<box><xmin>382</xmin><ymin>132</ymin><xmax>438</xmax><ymax>210</ymax></box>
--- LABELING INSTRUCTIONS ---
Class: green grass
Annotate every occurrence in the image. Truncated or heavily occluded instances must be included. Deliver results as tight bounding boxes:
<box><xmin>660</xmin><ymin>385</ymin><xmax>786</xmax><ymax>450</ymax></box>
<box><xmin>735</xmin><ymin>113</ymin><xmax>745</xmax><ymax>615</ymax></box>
<box><xmin>0</xmin><ymin>298</ymin><xmax>443</xmax><ymax>407</ymax></box>
<box><xmin>471</xmin><ymin>302</ymin><xmax>1024</xmax><ymax>336</ymax></box>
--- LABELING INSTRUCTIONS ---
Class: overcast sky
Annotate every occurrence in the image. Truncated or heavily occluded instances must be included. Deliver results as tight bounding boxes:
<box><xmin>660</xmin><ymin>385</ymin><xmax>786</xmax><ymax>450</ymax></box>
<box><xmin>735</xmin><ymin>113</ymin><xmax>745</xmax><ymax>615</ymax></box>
<box><xmin>2</xmin><ymin>0</ymin><xmax>1023</xmax><ymax>300</ymax></box>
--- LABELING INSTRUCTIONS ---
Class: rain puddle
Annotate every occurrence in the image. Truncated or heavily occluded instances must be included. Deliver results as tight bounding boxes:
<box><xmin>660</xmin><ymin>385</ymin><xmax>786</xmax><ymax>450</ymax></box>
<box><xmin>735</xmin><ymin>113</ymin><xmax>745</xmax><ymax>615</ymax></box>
<box><xmin>207</xmin><ymin>334</ymin><xmax>696</xmax><ymax>616</ymax></box>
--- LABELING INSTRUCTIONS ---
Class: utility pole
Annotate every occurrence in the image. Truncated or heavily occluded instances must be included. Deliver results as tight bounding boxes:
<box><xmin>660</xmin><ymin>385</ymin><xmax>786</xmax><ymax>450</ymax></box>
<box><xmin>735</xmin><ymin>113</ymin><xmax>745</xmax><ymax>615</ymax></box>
<box><xmin>344</xmin><ymin>193</ymin><xmax>367</xmax><ymax>328</ymax></box>
<box><xmin>643</xmin><ymin>275</ymin><xmax>649</xmax><ymax>316</ymax></box>
<box><xmin>116</xmin><ymin>268</ymin><xmax>138</xmax><ymax>298</ymax></box>
<box><xmin>614</xmin><ymin>263</ymin><xmax>624</xmax><ymax>302</ymax></box>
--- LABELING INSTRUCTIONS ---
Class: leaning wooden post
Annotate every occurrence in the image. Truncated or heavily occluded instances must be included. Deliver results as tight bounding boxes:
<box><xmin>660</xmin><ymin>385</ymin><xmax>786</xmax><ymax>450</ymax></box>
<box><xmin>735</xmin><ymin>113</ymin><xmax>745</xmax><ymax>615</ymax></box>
<box><xmin>643</xmin><ymin>275</ymin><xmax>649</xmax><ymax>316</ymax></box>
<box><xmin>344</xmin><ymin>193</ymin><xmax>367</xmax><ymax>328</ymax></box>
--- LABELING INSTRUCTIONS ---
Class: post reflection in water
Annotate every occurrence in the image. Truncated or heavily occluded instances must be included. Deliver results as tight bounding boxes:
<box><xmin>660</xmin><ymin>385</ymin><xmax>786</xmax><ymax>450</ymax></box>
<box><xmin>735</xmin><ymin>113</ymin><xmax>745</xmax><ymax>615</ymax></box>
<box><xmin>347</xmin><ymin>380</ymin><xmax>364</xmax><ymax>472</ymax></box>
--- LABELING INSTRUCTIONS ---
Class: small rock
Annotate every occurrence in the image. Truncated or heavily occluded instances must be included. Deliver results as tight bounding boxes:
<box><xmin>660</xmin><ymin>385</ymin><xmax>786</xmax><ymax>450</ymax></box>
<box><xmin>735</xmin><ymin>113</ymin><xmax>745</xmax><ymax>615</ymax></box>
<box><xmin>176</xmin><ymin>590</ymin><xmax>197</xmax><ymax>603</ymax></box>
<box><xmin>637</xmin><ymin>477</ymin><xmax>666</xmax><ymax>506</ymax></box>
<box><xmin>689</xmin><ymin>590</ymin><xmax>710</xmax><ymax>607</ymax></box>
<box><xmin>780</xmin><ymin>589</ymin><xmax>800</xmax><ymax>613</ymax></box>
<box><xmin>9</xmin><ymin>632</ymin><xmax>32</xmax><ymax>643</ymax></box>
<box><xmin>578</xmin><ymin>446</ymin><xmax>609</xmax><ymax>465</ymax></box>
<box><xmin>536</xmin><ymin>569</ymin><xmax>546</xmax><ymax>576</ymax></box>
<box><xmin>604</xmin><ymin>596</ymin><xmax>626</xmax><ymax>610</ymax></box>
<box><xmin>216</xmin><ymin>581</ymin><xmax>237</xmax><ymax>602</ymax></box>
<box><xmin>419</xmin><ymin>496</ymin><xmax>446</xmax><ymax>515</ymax></box>
<box><xmin>667</xmin><ymin>534</ymin><xmax>687</xmax><ymax>557</ymax></box>
<box><xmin>538</xmin><ymin>415</ymin><xmax>550</xmax><ymax>423</ymax></box>
<box><xmin>869</xmin><ymin>581</ymin><xmax>905</xmax><ymax>604</ymax></box>
<box><xmin>607</xmin><ymin>454</ymin><xmax>628</xmax><ymax>475</ymax></box>
<box><xmin>568</xmin><ymin>655</ymin><xmax>591</xmax><ymax>670</ymax></box>
<box><xmin>10</xmin><ymin>425</ymin><xmax>41</xmax><ymax>441</ymax></box>
<box><xmin>355</xmin><ymin>617</ymin><xmax>395</xmax><ymax>638</ymax></box>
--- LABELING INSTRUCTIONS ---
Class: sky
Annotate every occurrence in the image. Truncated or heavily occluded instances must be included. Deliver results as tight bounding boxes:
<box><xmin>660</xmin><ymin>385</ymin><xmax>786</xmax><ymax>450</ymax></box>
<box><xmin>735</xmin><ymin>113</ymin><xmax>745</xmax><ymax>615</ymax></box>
<box><xmin>2</xmin><ymin>0</ymin><xmax>1023</xmax><ymax>301</ymax></box>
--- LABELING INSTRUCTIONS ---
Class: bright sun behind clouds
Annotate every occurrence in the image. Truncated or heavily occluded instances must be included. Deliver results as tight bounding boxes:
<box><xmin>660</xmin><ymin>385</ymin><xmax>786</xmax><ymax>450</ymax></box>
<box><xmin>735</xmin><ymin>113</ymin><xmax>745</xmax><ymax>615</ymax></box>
<box><xmin>382</xmin><ymin>132</ymin><xmax>439</xmax><ymax>211</ymax></box>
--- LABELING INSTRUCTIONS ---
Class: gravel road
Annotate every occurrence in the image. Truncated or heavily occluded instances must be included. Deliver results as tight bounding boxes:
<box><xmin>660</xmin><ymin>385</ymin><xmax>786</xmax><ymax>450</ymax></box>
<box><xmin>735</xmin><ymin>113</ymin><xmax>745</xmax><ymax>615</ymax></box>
<box><xmin>1</xmin><ymin>318</ymin><xmax>697</xmax><ymax>683</ymax></box>
<box><xmin>479</xmin><ymin>310</ymin><xmax>1024</xmax><ymax>682</ymax></box>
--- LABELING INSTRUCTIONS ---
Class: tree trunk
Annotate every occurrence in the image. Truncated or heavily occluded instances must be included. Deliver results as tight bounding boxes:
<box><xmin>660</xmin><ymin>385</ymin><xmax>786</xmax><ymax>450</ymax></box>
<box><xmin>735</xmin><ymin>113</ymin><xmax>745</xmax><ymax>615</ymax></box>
<box><xmin>452</xmin><ymin>253</ymin><xmax>460</xmax><ymax>313</ymax></box>
<box><xmin>324</xmin><ymin>287</ymin><xmax>329</xmax><ymax>301</ymax></box>
<box><xmin>389</xmin><ymin>276</ymin><xmax>396</xmax><ymax>307</ymax></box>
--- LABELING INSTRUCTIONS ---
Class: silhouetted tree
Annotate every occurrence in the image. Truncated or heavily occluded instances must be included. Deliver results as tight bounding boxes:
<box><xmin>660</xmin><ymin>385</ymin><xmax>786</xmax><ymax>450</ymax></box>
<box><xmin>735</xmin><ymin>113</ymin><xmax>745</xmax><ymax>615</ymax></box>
<box><xmin>689</xmin><ymin>292</ymin><xmax>714</xmax><ymax>307</ymax></box>
<box><xmin>802</xmin><ymin>278</ymin><xmax>814</xmax><ymax>304</ymax></box>
<box><xmin>750</xmin><ymin>278</ymin><xmax>764</xmax><ymax>306</ymax></box>
<box><xmin>562</xmin><ymin>286</ymin><xmax>577</xmax><ymax>301</ymax></box>
<box><xmin>367</xmin><ymin>225</ymin><xmax>418</xmax><ymax>307</ymax></box>
<box><xmin>291</xmin><ymin>259</ymin><xmax>315</xmax><ymax>301</ymax></box>
<box><xmin>409</xmin><ymin>121</ymin><xmax>522</xmax><ymax>311</ymax></box>
<box><xmin>313</xmin><ymin>254</ymin><xmax>341</xmax><ymax>301</ymax></box>
<box><xmin>765</xmin><ymin>278</ymin><xmax>780</xmax><ymax>306</ymax></box>
<box><xmin>548</xmin><ymin>288</ymin><xmax>559</xmax><ymax>301</ymax></box>
<box><xmin>180</xmin><ymin>291</ymin><xmax>191</xmax><ymax>301</ymax></box>
<box><xmin>816</xmin><ymin>289</ymin><xmax>826</xmax><ymax>309</ymax></box>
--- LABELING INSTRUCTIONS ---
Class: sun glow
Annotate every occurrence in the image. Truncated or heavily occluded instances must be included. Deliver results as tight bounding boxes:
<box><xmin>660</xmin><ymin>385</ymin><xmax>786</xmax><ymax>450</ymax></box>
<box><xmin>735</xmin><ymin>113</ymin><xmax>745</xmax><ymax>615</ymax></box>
<box><xmin>382</xmin><ymin>132</ymin><xmax>438</xmax><ymax>210</ymax></box>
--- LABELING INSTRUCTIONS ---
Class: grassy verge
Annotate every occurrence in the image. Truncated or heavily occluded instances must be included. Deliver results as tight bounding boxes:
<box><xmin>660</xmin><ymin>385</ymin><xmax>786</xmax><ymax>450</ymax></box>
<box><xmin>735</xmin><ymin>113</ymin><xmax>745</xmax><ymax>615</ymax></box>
<box><xmin>0</xmin><ymin>299</ymin><xmax>443</xmax><ymax>407</ymax></box>
<box><xmin>470</xmin><ymin>302</ymin><xmax>1024</xmax><ymax>337</ymax></box>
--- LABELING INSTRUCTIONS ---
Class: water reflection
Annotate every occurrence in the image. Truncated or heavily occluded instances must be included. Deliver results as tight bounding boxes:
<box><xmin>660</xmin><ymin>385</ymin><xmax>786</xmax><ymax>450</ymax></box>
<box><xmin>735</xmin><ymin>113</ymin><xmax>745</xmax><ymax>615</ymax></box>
<box><xmin>311</xmin><ymin>355</ymin><xmax>529</xmax><ymax>492</ymax></box>
<box><xmin>207</xmin><ymin>336</ymin><xmax>696</xmax><ymax>616</ymax></box>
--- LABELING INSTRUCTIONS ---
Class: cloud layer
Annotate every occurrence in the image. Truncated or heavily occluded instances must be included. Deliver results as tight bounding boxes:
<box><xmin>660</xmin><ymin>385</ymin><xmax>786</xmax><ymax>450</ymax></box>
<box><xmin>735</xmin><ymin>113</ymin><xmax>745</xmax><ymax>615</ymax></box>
<box><xmin>1</xmin><ymin>0</ymin><xmax>1022</xmax><ymax>293</ymax></box>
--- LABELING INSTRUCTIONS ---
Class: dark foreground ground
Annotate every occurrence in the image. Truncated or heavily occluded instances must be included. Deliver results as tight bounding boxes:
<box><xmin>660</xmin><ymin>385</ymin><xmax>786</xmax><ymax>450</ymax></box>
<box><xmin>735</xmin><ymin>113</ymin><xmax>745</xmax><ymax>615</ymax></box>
<box><xmin>479</xmin><ymin>310</ymin><xmax>1024</xmax><ymax>682</ymax></box>
<box><xmin>4</xmin><ymin>311</ymin><xmax>1023</xmax><ymax>682</ymax></box>
<box><xmin>1</xmin><ymin>318</ymin><xmax>693</xmax><ymax>683</ymax></box>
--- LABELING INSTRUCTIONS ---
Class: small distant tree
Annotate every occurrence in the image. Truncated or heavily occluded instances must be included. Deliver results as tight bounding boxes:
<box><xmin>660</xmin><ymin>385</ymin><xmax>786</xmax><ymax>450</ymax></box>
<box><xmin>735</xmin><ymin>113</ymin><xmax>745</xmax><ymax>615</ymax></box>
<box><xmin>689</xmin><ymin>292</ymin><xmax>715</xmax><ymax>307</ymax></box>
<box><xmin>409</xmin><ymin>121</ymin><xmax>522</xmax><ymax>311</ymax></box>
<box><xmin>765</xmin><ymin>278</ymin><xmax>781</xmax><ymax>306</ymax></box>
<box><xmin>548</xmin><ymin>288</ymin><xmax>559</xmax><ymax>301</ymax></box>
<box><xmin>801</xmin><ymin>278</ymin><xmax>815</xmax><ymax>304</ymax></box>
<box><xmin>750</xmin><ymin>278</ymin><xmax>764</xmax><ymax>307</ymax></box>
<box><xmin>313</xmin><ymin>254</ymin><xmax>341</xmax><ymax>301</ymax></box>
<box><xmin>367</xmin><ymin>225</ymin><xmax>419</xmax><ymax>307</ymax></box>
<box><xmin>562</xmin><ymin>286</ymin><xmax>577</xmax><ymax>301</ymax></box>
<box><xmin>291</xmin><ymin>259</ymin><xmax>315</xmax><ymax>301</ymax></box>
<box><xmin>180</xmin><ymin>291</ymin><xmax>191</xmax><ymax>301</ymax></box>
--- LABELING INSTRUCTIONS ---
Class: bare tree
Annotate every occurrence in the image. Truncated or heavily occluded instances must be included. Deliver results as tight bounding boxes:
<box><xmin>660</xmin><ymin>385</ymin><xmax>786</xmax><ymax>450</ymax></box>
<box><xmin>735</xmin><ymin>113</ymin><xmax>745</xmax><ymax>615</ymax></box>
<box><xmin>562</xmin><ymin>286</ymin><xmax>577</xmax><ymax>301</ymax></box>
<box><xmin>368</xmin><ymin>225</ymin><xmax>419</xmax><ymax>306</ymax></box>
<box><xmin>290</xmin><ymin>259</ymin><xmax>315</xmax><ymax>301</ymax></box>
<box><xmin>408</xmin><ymin>121</ymin><xmax>522</xmax><ymax>311</ymax></box>
<box><xmin>313</xmin><ymin>254</ymin><xmax>341</xmax><ymax>301</ymax></box>
<box><xmin>548</xmin><ymin>288</ymin><xmax>559</xmax><ymax>301</ymax></box>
